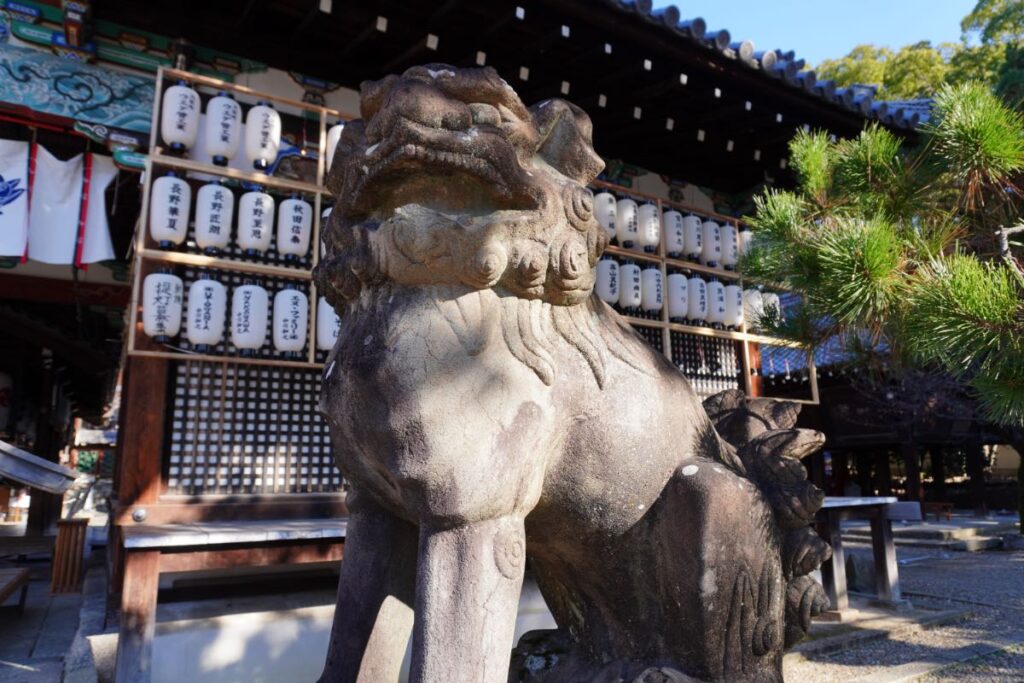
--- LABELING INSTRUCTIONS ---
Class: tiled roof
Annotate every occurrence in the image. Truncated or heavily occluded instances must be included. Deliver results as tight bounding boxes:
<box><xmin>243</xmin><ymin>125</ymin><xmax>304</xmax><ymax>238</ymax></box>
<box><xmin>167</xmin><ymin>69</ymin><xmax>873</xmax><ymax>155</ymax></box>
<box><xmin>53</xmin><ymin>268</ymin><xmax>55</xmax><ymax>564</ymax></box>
<box><xmin>607</xmin><ymin>0</ymin><xmax>928</xmax><ymax>129</ymax></box>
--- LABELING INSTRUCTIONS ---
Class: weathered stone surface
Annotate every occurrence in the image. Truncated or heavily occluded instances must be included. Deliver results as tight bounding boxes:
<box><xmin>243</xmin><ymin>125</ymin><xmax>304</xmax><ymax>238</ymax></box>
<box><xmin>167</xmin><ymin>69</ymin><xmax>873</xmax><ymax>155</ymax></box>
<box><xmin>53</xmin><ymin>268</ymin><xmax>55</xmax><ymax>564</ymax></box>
<box><xmin>314</xmin><ymin>65</ymin><xmax>829</xmax><ymax>683</ymax></box>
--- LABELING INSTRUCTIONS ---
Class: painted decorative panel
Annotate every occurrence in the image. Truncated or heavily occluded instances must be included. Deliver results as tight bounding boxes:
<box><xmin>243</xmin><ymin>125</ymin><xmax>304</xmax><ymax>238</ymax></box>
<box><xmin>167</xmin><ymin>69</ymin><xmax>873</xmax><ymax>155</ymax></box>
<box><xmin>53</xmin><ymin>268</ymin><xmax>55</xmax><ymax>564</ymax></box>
<box><xmin>0</xmin><ymin>42</ymin><xmax>152</xmax><ymax>132</ymax></box>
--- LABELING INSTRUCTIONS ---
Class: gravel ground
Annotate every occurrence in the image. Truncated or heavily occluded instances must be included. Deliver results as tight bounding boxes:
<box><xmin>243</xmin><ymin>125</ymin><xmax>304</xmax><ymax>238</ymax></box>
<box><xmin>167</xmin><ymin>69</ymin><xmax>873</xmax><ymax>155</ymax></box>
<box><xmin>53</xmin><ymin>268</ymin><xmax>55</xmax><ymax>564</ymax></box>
<box><xmin>784</xmin><ymin>548</ymin><xmax>1024</xmax><ymax>682</ymax></box>
<box><xmin>919</xmin><ymin>643</ymin><xmax>1024</xmax><ymax>682</ymax></box>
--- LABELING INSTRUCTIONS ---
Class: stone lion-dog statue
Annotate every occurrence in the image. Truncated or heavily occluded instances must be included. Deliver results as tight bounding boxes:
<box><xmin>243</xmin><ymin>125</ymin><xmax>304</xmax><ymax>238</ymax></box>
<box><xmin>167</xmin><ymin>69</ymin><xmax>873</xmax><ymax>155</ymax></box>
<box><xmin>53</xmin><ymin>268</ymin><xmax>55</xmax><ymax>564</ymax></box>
<box><xmin>314</xmin><ymin>64</ymin><xmax>830</xmax><ymax>683</ymax></box>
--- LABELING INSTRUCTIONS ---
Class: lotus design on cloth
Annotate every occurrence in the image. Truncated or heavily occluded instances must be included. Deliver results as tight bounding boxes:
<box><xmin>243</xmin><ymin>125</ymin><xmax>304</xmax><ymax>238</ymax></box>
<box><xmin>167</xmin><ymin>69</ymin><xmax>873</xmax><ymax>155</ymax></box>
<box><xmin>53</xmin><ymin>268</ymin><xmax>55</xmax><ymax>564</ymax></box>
<box><xmin>0</xmin><ymin>174</ymin><xmax>25</xmax><ymax>215</ymax></box>
<box><xmin>314</xmin><ymin>64</ymin><xmax>830</xmax><ymax>683</ymax></box>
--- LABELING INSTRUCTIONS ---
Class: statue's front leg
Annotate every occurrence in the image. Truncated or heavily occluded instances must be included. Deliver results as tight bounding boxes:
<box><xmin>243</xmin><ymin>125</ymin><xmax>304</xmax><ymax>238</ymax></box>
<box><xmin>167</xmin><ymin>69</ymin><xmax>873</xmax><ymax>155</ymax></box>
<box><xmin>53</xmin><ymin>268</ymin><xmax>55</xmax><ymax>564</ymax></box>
<box><xmin>319</xmin><ymin>489</ymin><xmax>418</xmax><ymax>683</ymax></box>
<box><xmin>410</xmin><ymin>515</ymin><xmax>527</xmax><ymax>683</ymax></box>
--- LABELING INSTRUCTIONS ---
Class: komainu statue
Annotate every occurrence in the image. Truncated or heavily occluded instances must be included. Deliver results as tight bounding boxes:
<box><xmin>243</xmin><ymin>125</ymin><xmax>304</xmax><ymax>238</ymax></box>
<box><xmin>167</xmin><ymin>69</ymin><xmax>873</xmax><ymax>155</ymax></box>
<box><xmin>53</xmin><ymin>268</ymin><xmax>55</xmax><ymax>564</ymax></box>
<box><xmin>314</xmin><ymin>64</ymin><xmax>831</xmax><ymax>683</ymax></box>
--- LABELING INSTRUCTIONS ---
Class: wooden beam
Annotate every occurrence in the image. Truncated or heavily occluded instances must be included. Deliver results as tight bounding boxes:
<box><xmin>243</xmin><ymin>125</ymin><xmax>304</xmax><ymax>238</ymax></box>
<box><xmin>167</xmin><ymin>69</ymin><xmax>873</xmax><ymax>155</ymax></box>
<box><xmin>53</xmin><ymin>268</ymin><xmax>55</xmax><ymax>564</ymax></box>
<box><xmin>114</xmin><ymin>494</ymin><xmax>348</xmax><ymax>526</ymax></box>
<box><xmin>158</xmin><ymin>541</ymin><xmax>344</xmax><ymax>572</ymax></box>
<box><xmin>0</xmin><ymin>274</ymin><xmax>130</xmax><ymax>306</ymax></box>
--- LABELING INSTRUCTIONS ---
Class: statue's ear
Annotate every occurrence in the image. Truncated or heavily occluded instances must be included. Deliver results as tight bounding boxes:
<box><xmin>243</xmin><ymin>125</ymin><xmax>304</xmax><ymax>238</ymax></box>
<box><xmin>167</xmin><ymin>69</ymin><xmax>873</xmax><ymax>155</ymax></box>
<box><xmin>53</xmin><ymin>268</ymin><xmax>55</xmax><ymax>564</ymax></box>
<box><xmin>530</xmin><ymin>99</ymin><xmax>604</xmax><ymax>185</ymax></box>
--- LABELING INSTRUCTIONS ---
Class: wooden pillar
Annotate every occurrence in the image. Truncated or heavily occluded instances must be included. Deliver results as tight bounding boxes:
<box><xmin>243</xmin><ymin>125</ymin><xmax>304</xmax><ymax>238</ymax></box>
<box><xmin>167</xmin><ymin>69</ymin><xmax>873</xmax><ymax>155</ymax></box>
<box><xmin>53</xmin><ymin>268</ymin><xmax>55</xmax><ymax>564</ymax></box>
<box><xmin>26</xmin><ymin>350</ymin><xmax>62</xmax><ymax>537</ymax></box>
<box><xmin>869</xmin><ymin>511</ymin><xmax>901</xmax><ymax>603</ymax></box>
<box><xmin>901</xmin><ymin>442</ymin><xmax>922</xmax><ymax>502</ymax></box>
<box><xmin>109</xmin><ymin>356</ymin><xmax>169</xmax><ymax>598</ymax></box>
<box><xmin>875</xmin><ymin>451</ymin><xmax>893</xmax><ymax>497</ymax></box>
<box><xmin>816</xmin><ymin>510</ymin><xmax>847</xmax><ymax>612</ymax></box>
<box><xmin>930</xmin><ymin>447</ymin><xmax>947</xmax><ymax>502</ymax></box>
<box><xmin>115</xmin><ymin>550</ymin><xmax>160</xmax><ymax>683</ymax></box>
<box><xmin>745</xmin><ymin>342</ymin><xmax>763</xmax><ymax>397</ymax></box>
<box><xmin>965</xmin><ymin>439</ymin><xmax>987</xmax><ymax>516</ymax></box>
<box><xmin>856</xmin><ymin>452</ymin><xmax>873</xmax><ymax>496</ymax></box>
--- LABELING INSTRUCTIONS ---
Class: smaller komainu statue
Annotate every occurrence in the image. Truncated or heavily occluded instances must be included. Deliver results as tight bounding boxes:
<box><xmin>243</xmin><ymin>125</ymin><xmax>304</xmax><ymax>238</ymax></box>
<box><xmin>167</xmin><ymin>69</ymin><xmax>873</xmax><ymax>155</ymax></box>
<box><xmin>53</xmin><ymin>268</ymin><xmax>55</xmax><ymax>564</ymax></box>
<box><xmin>314</xmin><ymin>64</ymin><xmax>830</xmax><ymax>683</ymax></box>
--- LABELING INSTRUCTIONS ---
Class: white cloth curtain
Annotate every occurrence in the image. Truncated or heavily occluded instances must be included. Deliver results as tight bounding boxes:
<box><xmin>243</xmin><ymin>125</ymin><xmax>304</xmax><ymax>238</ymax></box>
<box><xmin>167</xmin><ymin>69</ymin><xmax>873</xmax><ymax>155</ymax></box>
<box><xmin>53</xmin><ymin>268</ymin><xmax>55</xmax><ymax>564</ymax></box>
<box><xmin>0</xmin><ymin>139</ymin><xmax>30</xmax><ymax>257</ymax></box>
<box><xmin>27</xmin><ymin>145</ymin><xmax>84</xmax><ymax>264</ymax></box>
<box><xmin>80</xmin><ymin>153</ymin><xmax>118</xmax><ymax>264</ymax></box>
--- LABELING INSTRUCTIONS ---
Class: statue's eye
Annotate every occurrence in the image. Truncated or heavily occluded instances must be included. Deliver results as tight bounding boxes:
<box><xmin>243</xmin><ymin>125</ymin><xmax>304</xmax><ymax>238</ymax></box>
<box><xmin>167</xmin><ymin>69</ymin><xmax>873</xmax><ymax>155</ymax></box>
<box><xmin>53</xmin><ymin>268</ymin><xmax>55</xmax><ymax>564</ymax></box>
<box><xmin>469</xmin><ymin>103</ymin><xmax>501</xmax><ymax>127</ymax></box>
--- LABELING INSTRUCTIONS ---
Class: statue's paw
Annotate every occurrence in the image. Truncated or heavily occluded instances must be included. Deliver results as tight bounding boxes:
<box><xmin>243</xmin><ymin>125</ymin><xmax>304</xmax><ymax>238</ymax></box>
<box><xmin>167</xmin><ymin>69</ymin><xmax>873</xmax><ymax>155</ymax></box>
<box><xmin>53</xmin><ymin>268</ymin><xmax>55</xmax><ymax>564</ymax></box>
<box><xmin>784</xmin><ymin>575</ymin><xmax>830</xmax><ymax>647</ymax></box>
<box><xmin>767</xmin><ymin>480</ymin><xmax>826</xmax><ymax>529</ymax></box>
<box><xmin>783</xmin><ymin>527</ymin><xmax>833</xmax><ymax>578</ymax></box>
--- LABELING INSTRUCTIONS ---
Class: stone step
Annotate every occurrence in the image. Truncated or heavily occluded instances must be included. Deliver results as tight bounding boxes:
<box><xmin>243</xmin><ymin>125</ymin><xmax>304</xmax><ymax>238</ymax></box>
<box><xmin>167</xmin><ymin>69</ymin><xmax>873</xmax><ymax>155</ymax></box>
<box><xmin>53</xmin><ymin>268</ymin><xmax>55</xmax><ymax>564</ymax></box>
<box><xmin>843</xmin><ymin>521</ymin><xmax>1017</xmax><ymax>542</ymax></box>
<box><xmin>845</xmin><ymin>535</ymin><xmax>1004</xmax><ymax>552</ymax></box>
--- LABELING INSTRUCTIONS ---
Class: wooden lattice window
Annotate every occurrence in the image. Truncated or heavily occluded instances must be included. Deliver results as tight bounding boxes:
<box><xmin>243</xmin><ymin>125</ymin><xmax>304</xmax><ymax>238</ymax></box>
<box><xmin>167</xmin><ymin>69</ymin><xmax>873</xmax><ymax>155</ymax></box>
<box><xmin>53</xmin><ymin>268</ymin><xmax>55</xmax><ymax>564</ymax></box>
<box><xmin>165</xmin><ymin>360</ymin><xmax>342</xmax><ymax>495</ymax></box>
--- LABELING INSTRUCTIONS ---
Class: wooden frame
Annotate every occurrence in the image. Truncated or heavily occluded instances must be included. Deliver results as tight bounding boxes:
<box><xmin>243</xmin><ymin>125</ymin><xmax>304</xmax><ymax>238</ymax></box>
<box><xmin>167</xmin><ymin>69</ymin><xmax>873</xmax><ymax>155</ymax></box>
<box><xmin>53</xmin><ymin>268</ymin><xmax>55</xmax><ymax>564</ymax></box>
<box><xmin>126</xmin><ymin>67</ymin><xmax>354</xmax><ymax>370</ymax></box>
<box><xmin>113</xmin><ymin>68</ymin><xmax>352</xmax><ymax>548</ymax></box>
<box><xmin>588</xmin><ymin>178</ymin><xmax>819</xmax><ymax>404</ymax></box>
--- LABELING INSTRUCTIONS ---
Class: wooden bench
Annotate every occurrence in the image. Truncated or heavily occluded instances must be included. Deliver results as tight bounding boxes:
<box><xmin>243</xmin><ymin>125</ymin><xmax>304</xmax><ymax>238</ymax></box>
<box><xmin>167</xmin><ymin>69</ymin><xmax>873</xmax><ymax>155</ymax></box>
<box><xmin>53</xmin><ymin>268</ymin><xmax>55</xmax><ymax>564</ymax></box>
<box><xmin>922</xmin><ymin>501</ymin><xmax>954</xmax><ymax>521</ymax></box>
<box><xmin>815</xmin><ymin>497</ymin><xmax>920</xmax><ymax>618</ymax></box>
<box><xmin>0</xmin><ymin>567</ymin><xmax>30</xmax><ymax>614</ymax></box>
<box><xmin>115</xmin><ymin>518</ymin><xmax>346</xmax><ymax>683</ymax></box>
<box><xmin>0</xmin><ymin>535</ymin><xmax>55</xmax><ymax>560</ymax></box>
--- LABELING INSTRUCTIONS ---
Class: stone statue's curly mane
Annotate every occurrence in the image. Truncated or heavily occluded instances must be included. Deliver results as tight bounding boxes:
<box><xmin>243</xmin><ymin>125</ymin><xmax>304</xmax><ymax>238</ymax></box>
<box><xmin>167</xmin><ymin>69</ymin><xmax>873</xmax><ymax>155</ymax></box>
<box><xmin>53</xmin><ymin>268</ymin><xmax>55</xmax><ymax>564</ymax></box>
<box><xmin>313</xmin><ymin>64</ymin><xmax>659</xmax><ymax>388</ymax></box>
<box><xmin>314</xmin><ymin>64</ymin><xmax>612</xmax><ymax>306</ymax></box>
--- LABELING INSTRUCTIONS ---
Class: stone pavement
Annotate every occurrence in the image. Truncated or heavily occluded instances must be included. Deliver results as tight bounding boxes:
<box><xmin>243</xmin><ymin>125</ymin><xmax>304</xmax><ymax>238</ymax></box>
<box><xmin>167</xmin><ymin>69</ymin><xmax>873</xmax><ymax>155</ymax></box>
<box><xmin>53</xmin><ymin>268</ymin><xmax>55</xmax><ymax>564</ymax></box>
<box><xmin>0</xmin><ymin>562</ymin><xmax>82</xmax><ymax>683</ymax></box>
<box><xmin>785</xmin><ymin>546</ymin><xmax>1024</xmax><ymax>682</ymax></box>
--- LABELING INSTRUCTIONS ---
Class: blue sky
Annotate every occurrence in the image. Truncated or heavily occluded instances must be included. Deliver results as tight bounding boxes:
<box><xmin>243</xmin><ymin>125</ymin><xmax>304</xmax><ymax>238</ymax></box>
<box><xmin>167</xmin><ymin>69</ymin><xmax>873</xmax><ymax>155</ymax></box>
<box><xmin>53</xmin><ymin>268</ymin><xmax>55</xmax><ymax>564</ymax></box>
<box><xmin>653</xmin><ymin>1</ymin><xmax>977</xmax><ymax>66</ymax></box>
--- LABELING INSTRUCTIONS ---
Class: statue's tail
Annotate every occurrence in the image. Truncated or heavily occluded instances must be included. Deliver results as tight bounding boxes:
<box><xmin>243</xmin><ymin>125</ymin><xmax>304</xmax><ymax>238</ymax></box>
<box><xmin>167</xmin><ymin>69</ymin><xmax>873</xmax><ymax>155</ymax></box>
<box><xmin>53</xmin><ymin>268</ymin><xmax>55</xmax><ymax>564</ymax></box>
<box><xmin>704</xmin><ymin>389</ymin><xmax>832</xmax><ymax>646</ymax></box>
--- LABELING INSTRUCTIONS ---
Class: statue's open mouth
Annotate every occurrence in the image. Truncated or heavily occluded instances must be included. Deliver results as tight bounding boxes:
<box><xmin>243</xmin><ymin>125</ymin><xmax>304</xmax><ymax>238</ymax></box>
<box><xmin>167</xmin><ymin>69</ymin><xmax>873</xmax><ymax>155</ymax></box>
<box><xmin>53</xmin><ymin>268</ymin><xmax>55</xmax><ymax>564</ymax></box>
<box><xmin>345</xmin><ymin>122</ymin><xmax>539</xmax><ymax>218</ymax></box>
<box><xmin>330</xmin><ymin>67</ymin><xmax>547</xmax><ymax>219</ymax></box>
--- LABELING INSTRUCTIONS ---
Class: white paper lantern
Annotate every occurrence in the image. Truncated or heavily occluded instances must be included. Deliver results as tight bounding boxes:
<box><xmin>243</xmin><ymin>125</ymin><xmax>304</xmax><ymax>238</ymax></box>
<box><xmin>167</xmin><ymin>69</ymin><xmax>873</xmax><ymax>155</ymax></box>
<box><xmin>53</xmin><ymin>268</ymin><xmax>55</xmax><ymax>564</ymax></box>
<box><xmin>231</xmin><ymin>283</ymin><xmax>269</xmax><ymax>354</ymax></box>
<box><xmin>615</xmin><ymin>198</ymin><xmax>639</xmax><ymax>249</ymax></box>
<box><xmin>595</xmin><ymin>256</ymin><xmax>620</xmax><ymax>304</ymax></box>
<box><xmin>683</xmin><ymin>215</ymin><xmax>703</xmax><ymax>260</ymax></box>
<box><xmin>160</xmin><ymin>80</ymin><xmax>200</xmax><ymax>152</ymax></box>
<box><xmin>707</xmin><ymin>278</ymin><xmax>727</xmax><ymax>327</ymax></box>
<box><xmin>237</xmin><ymin>189</ymin><xmax>275</xmax><ymax>256</ymax></box>
<box><xmin>326</xmin><ymin>123</ymin><xmax>344</xmax><ymax>173</ymax></box>
<box><xmin>738</xmin><ymin>226</ymin><xmax>754</xmax><ymax>256</ymax></box>
<box><xmin>204</xmin><ymin>91</ymin><xmax>242</xmax><ymax>166</ymax></box>
<box><xmin>638</xmin><ymin>203</ymin><xmax>661</xmax><ymax>253</ymax></box>
<box><xmin>664</xmin><ymin>211</ymin><xmax>685</xmax><ymax>257</ymax></box>
<box><xmin>687</xmin><ymin>273</ymin><xmax>708</xmax><ymax>323</ymax></box>
<box><xmin>320</xmin><ymin>206</ymin><xmax>333</xmax><ymax>258</ymax></box>
<box><xmin>149</xmin><ymin>172</ymin><xmax>191</xmax><ymax>248</ymax></box>
<box><xmin>245</xmin><ymin>101</ymin><xmax>282</xmax><ymax>171</ymax></box>
<box><xmin>185</xmin><ymin>275</ymin><xmax>227</xmax><ymax>350</ymax></box>
<box><xmin>194</xmin><ymin>181</ymin><xmax>233</xmax><ymax>254</ymax></box>
<box><xmin>618</xmin><ymin>261</ymin><xmax>642</xmax><ymax>310</ymax></box>
<box><xmin>593</xmin><ymin>192</ymin><xmax>617</xmax><ymax>240</ymax></box>
<box><xmin>0</xmin><ymin>371</ymin><xmax>11</xmax><ymax>432</ymax></box>
<box><xmin>725</xmin><ymin>284</ymin><xmax>744</xmax><ymax>329</ymax></box>
<box><xmin>142</xmin><ymin>271</ymin><xmax>184</xmax><ymax>341</ymax></box>
<box><xmin>701</xmin><ymin>219</ymin><xmax>722</xmax><ymax>268</ymax></box>
<box><xmin>273</xmin><ymin>287</ymin><xmax>309</xmax><ymax>354</ymax></box>
<box><xmin>743</xmin><ymin>289</ymin><xmax>764</xmax><ymax>330</ymax></box>
<box><xmin>316</xmin><ymin>297</ymin><xmax>341</xmax><ymax>351</ymax></box>
<box><xmin>640</xmin><ymin>265</ymin><xmax>664</xmax><ymax>311</ymax></box>
<box><xmin>276</xmin><ymin>195</ymin><xmax>312</xmax><ymax>261</ymax></box>
<box><xmin>667</xmin><ymin>273</ymin><xmax>689</xmax><ymax>321</ymax></box>
<box><xmin>721</xmin><ymin>223</ymin><xmax>739</xmax><ymax>270</ymax></box>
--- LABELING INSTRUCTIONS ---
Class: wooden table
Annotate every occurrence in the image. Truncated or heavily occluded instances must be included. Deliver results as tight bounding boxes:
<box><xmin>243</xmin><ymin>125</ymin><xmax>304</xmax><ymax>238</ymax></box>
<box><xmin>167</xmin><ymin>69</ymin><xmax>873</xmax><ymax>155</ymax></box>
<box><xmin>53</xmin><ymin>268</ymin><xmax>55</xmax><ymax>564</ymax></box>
<box><xmin>0</xmin><ymin>567</ymin><xmax>30</xmax><ymax>614</ymax></box>
<box><xmin>115</xmin><ymin>518</ymin><xmax>346</xmax><ymax>683</ymax></box>
<box><xmin>815</xmin><ymin>496</ymin><xmax>906</xmax><ymax>614</ymax></box>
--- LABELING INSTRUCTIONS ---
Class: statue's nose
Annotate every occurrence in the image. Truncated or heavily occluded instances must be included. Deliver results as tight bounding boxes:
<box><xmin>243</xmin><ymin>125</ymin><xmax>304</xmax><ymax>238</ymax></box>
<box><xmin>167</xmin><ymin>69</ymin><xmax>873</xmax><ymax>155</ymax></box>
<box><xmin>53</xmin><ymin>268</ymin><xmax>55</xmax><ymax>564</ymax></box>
<box><xmin>364</xmin><ymin>81</ymin><xmax>472</xmax><ymax>144</ymax></box>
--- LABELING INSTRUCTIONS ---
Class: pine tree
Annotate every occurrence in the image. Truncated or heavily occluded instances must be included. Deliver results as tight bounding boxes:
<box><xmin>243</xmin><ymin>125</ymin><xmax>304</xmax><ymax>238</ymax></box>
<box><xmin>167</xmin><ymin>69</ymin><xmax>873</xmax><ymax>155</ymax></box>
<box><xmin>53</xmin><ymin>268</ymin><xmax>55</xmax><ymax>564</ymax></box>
<box><xmin>742</xmin><ymin>82</ymin><xmax>1024</xmax><ymax>532</ymax></box>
